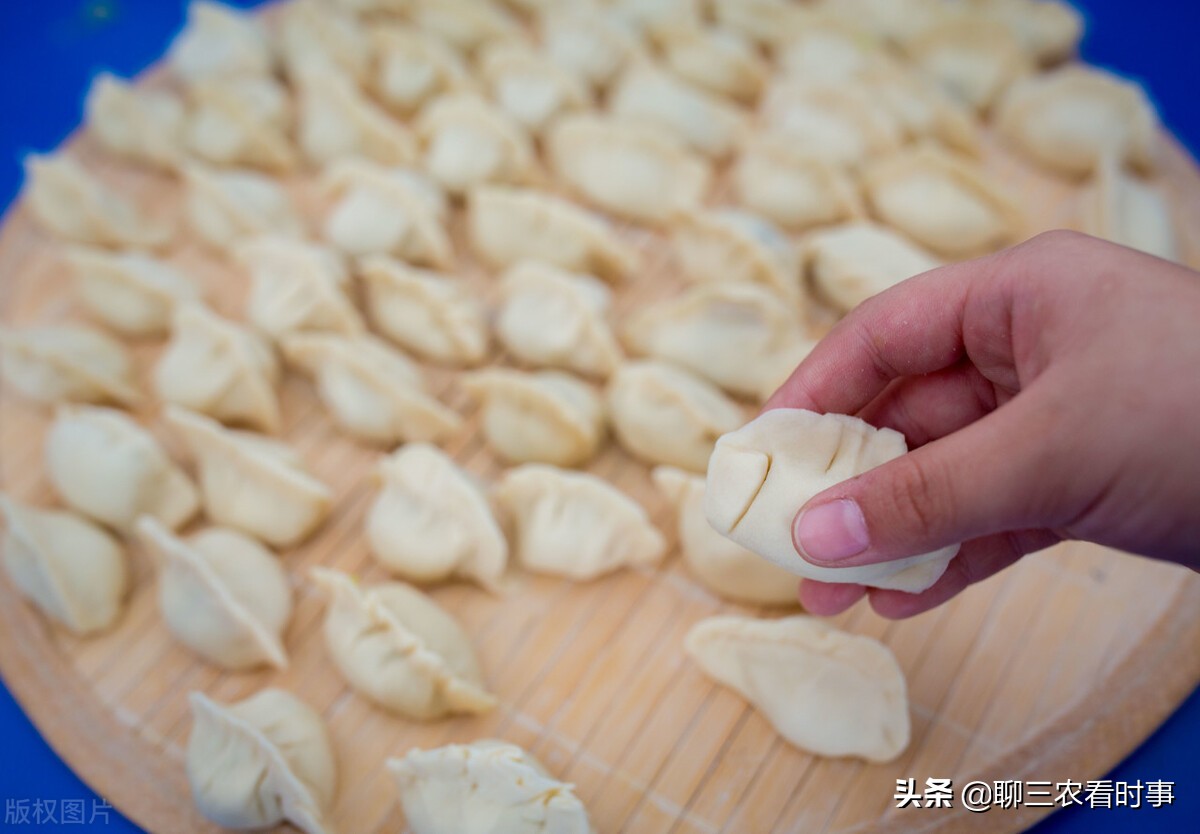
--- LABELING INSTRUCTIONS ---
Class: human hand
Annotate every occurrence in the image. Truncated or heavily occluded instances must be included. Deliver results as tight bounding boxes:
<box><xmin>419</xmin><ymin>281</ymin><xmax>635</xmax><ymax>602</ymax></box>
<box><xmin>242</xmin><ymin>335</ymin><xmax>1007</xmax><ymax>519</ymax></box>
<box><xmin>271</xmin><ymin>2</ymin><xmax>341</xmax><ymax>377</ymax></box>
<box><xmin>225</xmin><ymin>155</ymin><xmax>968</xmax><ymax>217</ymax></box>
<box><xmin>766</xmin><ymin>231</ymin><xmax>1200</xmax><ymax>619</ymax></box>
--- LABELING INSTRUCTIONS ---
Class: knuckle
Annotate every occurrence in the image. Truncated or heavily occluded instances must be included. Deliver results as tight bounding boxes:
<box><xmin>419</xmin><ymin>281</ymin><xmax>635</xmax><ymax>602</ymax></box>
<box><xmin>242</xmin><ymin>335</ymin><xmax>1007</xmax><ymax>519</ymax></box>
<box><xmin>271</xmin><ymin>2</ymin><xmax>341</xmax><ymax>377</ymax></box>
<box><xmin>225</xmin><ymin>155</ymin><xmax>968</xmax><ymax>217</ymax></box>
<box><xmin>877</xmin><ymin>454</ymin><xmax>950</xmax><ymax>544</ymax></box>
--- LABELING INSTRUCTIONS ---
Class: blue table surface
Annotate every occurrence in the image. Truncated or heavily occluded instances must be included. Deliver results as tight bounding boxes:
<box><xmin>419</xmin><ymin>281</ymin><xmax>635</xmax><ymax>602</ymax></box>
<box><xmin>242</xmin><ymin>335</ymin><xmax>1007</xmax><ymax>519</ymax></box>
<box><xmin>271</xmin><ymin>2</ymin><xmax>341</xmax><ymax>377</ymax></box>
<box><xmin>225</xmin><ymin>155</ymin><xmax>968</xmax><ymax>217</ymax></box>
<box><xmin>1</xmin><ymin>2</ymin><xmax>1197</xmax><ymax>832</ymax></box>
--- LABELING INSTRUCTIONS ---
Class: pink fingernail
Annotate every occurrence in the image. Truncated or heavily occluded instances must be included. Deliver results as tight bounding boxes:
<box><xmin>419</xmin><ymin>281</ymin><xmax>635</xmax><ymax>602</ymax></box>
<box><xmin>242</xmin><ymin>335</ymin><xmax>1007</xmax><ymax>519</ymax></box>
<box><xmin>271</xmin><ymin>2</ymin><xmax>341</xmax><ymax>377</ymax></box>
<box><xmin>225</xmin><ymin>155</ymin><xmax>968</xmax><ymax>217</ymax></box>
<box><xmin>794</xmin><ymin>499</ymin><xmax>870</xmax><ymax>564</ymax></box>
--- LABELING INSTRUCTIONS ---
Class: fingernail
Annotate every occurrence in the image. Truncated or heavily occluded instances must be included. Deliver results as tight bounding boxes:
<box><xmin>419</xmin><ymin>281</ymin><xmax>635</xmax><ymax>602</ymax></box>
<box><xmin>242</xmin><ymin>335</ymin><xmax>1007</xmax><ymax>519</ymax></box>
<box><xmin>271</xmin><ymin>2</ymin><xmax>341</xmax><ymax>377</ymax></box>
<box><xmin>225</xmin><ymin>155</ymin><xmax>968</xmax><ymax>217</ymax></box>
<box><xmin>794</xmin><ymin>499</ymin><xmax>870</xmax><ymax>564</ymax></box>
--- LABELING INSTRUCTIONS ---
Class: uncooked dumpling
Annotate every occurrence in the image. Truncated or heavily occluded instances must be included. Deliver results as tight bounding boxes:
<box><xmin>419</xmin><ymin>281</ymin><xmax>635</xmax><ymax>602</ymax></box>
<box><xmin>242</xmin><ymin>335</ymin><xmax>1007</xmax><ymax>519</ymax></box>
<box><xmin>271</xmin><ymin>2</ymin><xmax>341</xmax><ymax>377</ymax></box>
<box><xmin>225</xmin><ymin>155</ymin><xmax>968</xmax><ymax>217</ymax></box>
<box><xmin>751</xmin><ymin>337</ymin><xmax>818</xmax><ymax>404</ymax></box>
<box><xmin>685</xmin><ymin>615</ymin><xmax>910</xmax><ymax>762</ymax></box>
<box><xmin>855</xmin><ymin>62</ymin><xmax>982</xmax><ymax>156</ymax></box>
<box><xmin>165</xmin><ymin>406</ymin><xmax>333</xmax><ymax>548</ymax></box>
<box><xmin>282</xmin><ymin>332</ymin><xmax>462</xmax><ymax>446</ymax></box>
<box><xmin>366</xmin><ymin>444</ymin><xmax>507</xmax><ymax>588</ymax></box>
<box><xmin>415</xmin><ymin>94</ymin><xmax>534</xmax><ymax>196</ymax></box>
<box><xmin>656</xmin><ymin>26</ymin><xmax>767</xmax><ymax>103</ymax></box>
<box><xmin>671</xmin><ymin>208</ymin><xmax>802</xmax><ymax>301</ymax></box>
<box><xmin>186</xmin><ymin>689</ymin><xmax>336</xmax><ymax>834</ymax></box>
<box><xmin>759</xmin><ymin>81</ymin><xmax>902</xmax><ymax>169</ymax></box>
<box><xmin>776</xmin><ymin>15</ymin><xmax>888</xmax><ymax>84</ymax></box>
<box><xmin>705</xmin><ymin>408</ymin><xmax>959</xmax><ymax>592</ymax></box>
<box><xmin>46</xmin><ymin>406</ymin><xmax>199</xmax><ymax>534</ymax></box>
<box><xmin>183</xmin><ymin>164</ymin><xmax>303</xmax><ymax>253</ymax></box>
<box><xmin>137</xmin><ymin>517</ymin><xmax>291</xmax><ymax>671</ymax></box>
<box><xmin>801</xmin><ymin>221</ymin><xmax>942</xmax><ymax>312</ymax></box>
<box><xmin>185</xmin><ymin>74</ymin><xmax>297</xmax><ymax>174</ymax></box>
<box><xmin>904</xmin><ymin>18</ymin><xmax>1031</xmax><ymax>112</ymax></box>
<box><xmin>732</xmin><ymin>133</ymin><xmax>863</xmax><ymax>231</ymax></box>
<box><xmin>311</xmin><ymin>567</ymin><xmax>497</xmax><ymax>719</ymax></box>
<box><xmin>0</xmin><ymin>324</ymin><xmax>140</xmax><ymax>406</ymax></box>
<box><xmin>64</xmin><ymin>246</ymin><xmax>200</xmax><ymax>336</ymax></box>
<box><xmin>388</xmin><ymin>739</ymin><xmax>594</xmax><ymax>834</ymax></box>
<box><xmin>610</xmin><ymin>0</ymin><xmax>701</xmax><ymax>35</ymax></box>
<box><xmin>712</xmin><ymin>0</ymin><xmax>806</xmax><ymax>44</ymax></box>
<box><xmin>370</xmin><ymin>25</ymin><xmax>474</xmax><ymax>115</ymax></box>
<box><xmin>297</xmin><ymin>72</ymin><xmax>417</xmax><ymax>166</ymax></box>
<box><xmin>539</xmin><ymin>4</ymin><xmax>639</xmax><ymax>89</ymax></box>
<box><xmin>609</xmin><ymin>63</ymin><xmax>746</xmax><ymax>159</ymax></box>
<box><xmin>84</xmin><ymin>73</ymin><xmax>184</xmax><ymax>170</ymax></box>
<box><xmin>278</xmin><ymin>0</ymin><xmax>369</xmax><ymax>83</ymax></box>
<box><xmin>409</xmin><ymin>0</ymin><xmax>521</xmax><ymax>53</ymax></box>
<box><xmin>167</xmin><ymin>1</ymin><xmax>272</xmax><ymax>83</ymax></box>
<box><xmin>978</xmin><ymin>0</ymin><xmax>1083</xmax><ymax>66</ymax></box>
<box><xmin>239</xmin><ymin>237</ymin><xmax>363</xmax><ymax>342</ymax></box>
<box><xmin>478</xmin><ymin>42</ymin><xmax>591</xmax><ymax>134</ymax></box>
<box><xmin>0</xmin><ymin>495</ymin><xmax>127</xmax><ymax>635</ymax></box>
<box><xmin>494</xmin><ymin>464</ymin><xmax>666</xmax><ymax>580</ymax></box>
<box><xmin>607</xmin><ymin>361</ymin><xmax>743</xmax><ymax>473</ymax></box>
<box><xmin>1079</xmin><ymin>158</ymin><xmax>1178</xmax><ymax>262</ymax></box>
<box><xmin>462</xmin><ymin>369</ymin><xmax>605</xmax><ymax>467</ymax></box>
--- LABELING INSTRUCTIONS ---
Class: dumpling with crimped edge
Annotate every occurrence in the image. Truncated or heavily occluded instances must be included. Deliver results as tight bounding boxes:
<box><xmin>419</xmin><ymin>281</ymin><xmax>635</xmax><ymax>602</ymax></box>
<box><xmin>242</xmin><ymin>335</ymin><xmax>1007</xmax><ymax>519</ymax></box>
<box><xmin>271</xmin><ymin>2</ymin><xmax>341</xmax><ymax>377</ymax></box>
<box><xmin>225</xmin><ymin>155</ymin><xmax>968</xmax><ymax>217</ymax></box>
<box><xmin>855</xmin><ymin>61</ymin><xmax>982</xmax><ymax>157</ymax></box>
<box><xmin>388</xmin><ymin>739</ymin><xmax>594</xmax><ymax>834</ymax></box>
<box><xmin>478</xmin><ymin>42</ymin><xmax>592</xmax><ymax>135</ymax></box>
<box><xmin>278</xmin><ymin>0</ymin><xmax>369</xmax><ymax>84</ymax></box>
<box><xmin>539</xmin><ymin>4</ymin><xmax>640</xmax><ymax>90</ymax></box>
<box><xmin>466</xmin><ymin>186</ymin><xmax>638</xmax><ymax>283</ymax></box>
<box><xmin>185</xmin><ymin>74</ymin><xmax>297</xmax><ymax>174</ymax></box>
<box><xmin>165</xmin><ymin>406</ymin><xmax>333</xmax><ymax>548</ymax></box>
<box><xmin>653</xmin><ymin>466</ymin><xmax>798</xmax><ymax>606</ymax></box>
<box><xmin>63</xmin><ymin>246</ymin><xmax>200</xmax><ymax>336</ymax></box>
<box><xmin>759</xmin><ymin>80</ymin><xmax>904</xmax><ymax>170</ymax></box>
<box><xmin>409</xmin><ymin>0</ymin><xmax>521</xmax><ymax>53</ymax></box>
<box><xmin>311</xmin><ymin>567</ymin><xmax>497</xmax><ymax>719</ymax></box>
<box><xmin>801</xmin><ymin>221</ymin><xmax>942</xmax><ymax>313</ymax></box>
<box><xmin>167</xmin><ymin>0</ymin><xmax>272</xmax><ymax>83</ymax></box>
<box><xmin>137</xmin><ymin>517</ymin><xmax>291</xmax><ymax>671</ymax></box>
<box><xmin>775</xmin><ymin>14</ymin><xmax>890</xmax><ymax>84</ymax></box>
<box><xmin>320</xmin><ymin>160</ymin><xmax>452</xmax><ymax>267</ymax></box>
<box><xmin>297</xmin><ymin>72</ymin><xmax>417</xmax><ymax>167</ymax></box>
<box><xmin>495</xmin><ymin>464</ymin><xmax>666</xmax><ymax>581</ymax></box>
<box><xmin>186</xmin><ymin>689</ymin><xmax>336</xmax><ymax>834</ymax></box>
<box><xmin>705</xmin><ymin>408</ymin><xmax>959</xmax><ymax>592</ymax></box>
<box><xmin>495</xmin><ymin>262</ymin><xmax>622</xmax><ymax>379</ymax></box>
<box><xmin>22</xmin><ymin>155</ymin><xmax>172</xmax><ymax>249</ymax></box>
<box><xmin>732</xmin><ymin>133</ymin><xmax>864</xmax><ymax>232</ymax></box>
<box><xmin>183</xmin><ymin>164</ymin><xmax>303</xmax><ymax>254</ymax></box>
<box><xmin>862</xmin><ymin>145</ymin><xmax>1025</xmax><ymax>258</ymax></box>
<box><xmin>1079</xmin><ymin>158</ymin><xmax>1179</xmax><ymax>263</ymax></box>
<box><xmin>46</xmin><ymin>406</ymin><xmax>199</xmax><ymax>535</ymax></box>
<box><xmin>546</xmin><ymin>114</ymin><xmax>711</xmax><ymax>225</ymax></box>
<box><xmin>154</xmin><ymin>303</ymin><xmax>281</xmax><ymax>432</ymax></box>
<box><xmin>655</xmin><ymin>26</ymin><xmax>767</xmax><ymax>103</ymax></box>
<box><xmin>359</xmin><ymin>255</ymin><xmax>488</xmax><ymax>367</ymax></box>
<box><xmin>0</xmin><ymin>496</ymin><xmax>127</xmax><ymax>636</ymax></box>
<box><xmin>281</xmin><ymin>332</ymin><xmax>462</xmax><ymax>446</ymax></box>
<box><xmin>415</xmin><ymin>94</ymin><xmax>535</xmax><ymax>197</ymax></box>
<box><xmin>366</xmin><ymin>444</ymin><xmax>507</xmax><ymax>589</ymax></box>
<box><xmin>671</xmin><ymin>208</ymin><xmax>802</xmax><ymax>302</ymax></box>
<box><xmin>370</xmin><ymin>24</ymin><xmax>474</xmax><ymax>115</ymax></box>
<box><xmin>685</xmin><ymin>615</ymin><xmax>910</xmax><ymax>762</ymax></box>
<box><xmin>0</xmin><ymin>324</ymin><xmax>140</xmax><ymax>407</ymax></box>
<box><xmin>461</xmin><ymin>369</ymin><xmax>605</xmax><ymax>467</ymax></box>
<box><xmin>84</xmin><ymin>73</ymin><xmax>184</xmax><ymax>171</ymax></box>
<box><xmin>903</xmin><ymin>17</ymin><xmax>1032</xmax><ymax>113</ymax></box>
<box><xmin>607</xmin><ymin>361</ymin><xmax>744</xmax><ymax>473</ymax></box>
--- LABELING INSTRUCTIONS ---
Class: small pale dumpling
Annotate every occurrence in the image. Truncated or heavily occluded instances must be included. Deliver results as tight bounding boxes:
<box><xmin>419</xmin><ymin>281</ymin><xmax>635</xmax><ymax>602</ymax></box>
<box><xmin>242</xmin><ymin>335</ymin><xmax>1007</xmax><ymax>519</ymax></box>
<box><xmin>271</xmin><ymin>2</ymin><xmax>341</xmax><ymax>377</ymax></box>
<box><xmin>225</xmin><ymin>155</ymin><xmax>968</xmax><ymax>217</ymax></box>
<box><xmin>495</xmin><ymin>262</ymin><xmax>622</xmax><ymax>379</ymax></box>
<box><xmin>607</xmin><ymin>361</ymin><xmax>743</xmax><ymax>473</ymax></box>
<box><xmin>185</xmin><ymin>75</ymin><xmax>297</xmax><ymax>174</ymax></box>
<box><xmin>817</xmin><ymin>0</ymin><xmax>944</xmax><ymax>47</ymax></box>
<box><xmin>359</xmin><ymin>256</ymin><xmax>488</xmax><ymax>367</ymax></box>
<box><xmin>370</xmin><ymin>25</ymin><xmax>474</xmax><ymax>115</ymax></box>
<box><xmin>23</xmin><ymin>154</ymin><xmax>172</xmax><ymax>248</ymax></box>
<box><xmin>732</xmin><ymin>134</ymin><xmax>863</xmax><ymax>231</ymax></box>
<box><xmin>656</xmin><ymin>26</ymin><xmax>767</xmax><ymax>103</ymax></box>
<box><xmin>278</xmin><ymin>0</ymin><xmax>369</xmax><ymax>83</ymax></box>
<box><xmin>183</xmin><ymin>164</ymin><xmax>303</xmax><ymax>253</ymax></box>
<box><xmin>84</xmin><ymin>73</ymin><xmax>184</xmax><ymax>170</ymax></box>
<box><xmin>0</xmin><ymin>495</ymin><xmax>127</xmax><ymax>635</ymax></box>
<box><xmin>366</xmin><ymin>444</ymin><xmax>507</xmax><ymax>588</ymax></box>
<box><xmin>904</xmin><ymin>19</ymin><xmax>1031</xmax><ymax>112</ymax></box>
<box><xmin>388</xmin><ymin>740</ymin><xmax>593</xmax><ymax>834</ymax></box>
<box><xmin>776</xmin><ymin>16</ymin><xmax>888</xmax><ymax>84</ymax></box>
<box><xmin>167</xmin><ymin>1</ymin><xmax>272</xmax><ymax>83</ymax></box>
<box><xmin>478</xmin><ymin>42</ymin><xmax>591</xmax><ymax>134</ymax></box>
<box><xmin>610</xmin><ymin>0</ymin><xmax>702</xmax><ymax>35</ymax></box>
<box><xmin>64</xmin><ymin>246</ymin><xmax>200</xmax><ymax>336</ymax></box>
<box><xmin>462</xmin><ymin>369</ymin><xmax>605</xmax><ymax>467</ymax></box>
<box><xmin>856</xmin><ymin>62</ymin><xmax>982</xmax><ymax>156</ymax></box>
<box><xmin>547</xmin><ymin>114</ymin><xmax>711</xmax><ymax>225</ymax></box>
<box><xmin>409</xmin><ymin>0</ymin><xmax>521</xmax><ymax>53</ymax></box>
<box><xmin>539</xmin><ymin>4</ymin><xmax>639</xmax><ymax>89</ymax></box>
<box><xmin>239</xmin><ymin>237</ymin><xmax>363</xmax><ymax>342</ymax></box>
<box><xmin>186</xmin><ymin>689</ymin><xmax>336</xmax><ymax>834</ymax></box>
<box><xmin>46</xmin><ymin>406</ymin><xmax>199</xmax><ymax>534</ymax></box>
<box><xmin>653</xmin><ymin>467</ymin><xmax>797</xmax><ymax>606</ymax></box>
<box><xmin>466</xmin><ymin>186</ymin><xmax>638</xmax><ymax>282</ymax></box>
<box><xmin>759</xmin><ymin>81</ymin><xmax>903</xmax><ymax>170</ymax></box>
<box><xmin>321</xmin><ymin>160</ymin><xmax>451</xmax><ymax>267</ymax></box>
<box><xmin>711</xmin><ymin>0</ymin><xmax>807</xmax><ymax>44</ymax></box>
<box><xmin>609</xmin><ymin>63</ymin><xmax>746</xmax><ymax>159</ymax></box>
<box><xmin>494</xmin><ymin>464</ymin><xmax>666</xmax><ymax>580</ymax></box>
<box><xmin>685</xmin><ymin>615</ymin><xmax>910</xmax><ymax>762</ymax></box>
<box><xmin>154</xmin><ymin>303</ymin><xmax>281</xmax><ymax>432</ymax></box>
<box><xmin>0</xmin><ymin>324</ymin><xmax>140</xmax><ymax>406</ymax></box>
<box><xmin>751</xmin><ymin>337</ymin><xmax>818</xmax><ymax>404</ymax></box>
<box><xmin>138</xmin><ymin>517</ymin><xmax>291</xmax><ymax>670</ymax></box>
<box><xmin>671</xmin><ymin>208</ymin><xmax>802</xmax><ymax>301</ymax></box>
<box><xmin>801</xmin><ymin>221</ymin><xmax>942</xmax><ymax>312</ymax></box>
<box><xmin>862</xmin><ymin>146</ymin><xmax>1024</xmax><ymax>258</ymax></box>
<box><xmin>311</xmin><ymin>567</ymin><xmax>497</xmax><ymax>718</ymax></box>
<box><xmin>705</xmin><ymin>408</ymin><xmax>959</xmax><ymax>592</ymax></box>
<box><xmin>415</xmin><ymin>94</ymin><xmax>535</xmax><ymax>196</ymax></box>
<box><xmin>1079</xmin><ymin>159</ymin><xmax>1178</xmax><ymax>263</ymax></box>
<box><xmin>978</xmin><ymin>0</ymin><xmax>1083</xmax><ymax>66</ymax></box>
<box><xmin>297</xmin><ymin>72</ymin><xmax>417</xmax><ymax>167</ymax></box>
<box><xmin>282</xmin><ymin>333</ymin><xmax>462</xmax><ymax>445</ymax></box>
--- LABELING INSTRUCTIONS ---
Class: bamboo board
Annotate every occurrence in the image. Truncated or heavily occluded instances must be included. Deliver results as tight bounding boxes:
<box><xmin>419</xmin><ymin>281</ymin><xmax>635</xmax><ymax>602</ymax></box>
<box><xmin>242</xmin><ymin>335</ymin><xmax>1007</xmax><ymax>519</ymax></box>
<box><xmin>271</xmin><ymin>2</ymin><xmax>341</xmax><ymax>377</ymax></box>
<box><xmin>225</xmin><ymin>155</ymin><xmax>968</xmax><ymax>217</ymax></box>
<box><xmin>2</xmin><ymin>50</ymin><xmax>1200</xmax><ymax>834</ymax></box>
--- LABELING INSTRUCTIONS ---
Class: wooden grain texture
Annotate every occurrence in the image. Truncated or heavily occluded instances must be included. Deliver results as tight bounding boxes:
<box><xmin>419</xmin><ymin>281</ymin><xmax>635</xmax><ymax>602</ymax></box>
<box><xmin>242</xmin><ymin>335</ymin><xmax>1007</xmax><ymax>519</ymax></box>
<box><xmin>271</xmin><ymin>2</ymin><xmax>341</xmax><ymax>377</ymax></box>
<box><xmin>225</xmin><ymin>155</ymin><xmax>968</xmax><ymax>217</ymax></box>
<box><xmin>2</xmin><ymin>46</ymin><xmax>1200</xmax><ymax>834</ymax></box>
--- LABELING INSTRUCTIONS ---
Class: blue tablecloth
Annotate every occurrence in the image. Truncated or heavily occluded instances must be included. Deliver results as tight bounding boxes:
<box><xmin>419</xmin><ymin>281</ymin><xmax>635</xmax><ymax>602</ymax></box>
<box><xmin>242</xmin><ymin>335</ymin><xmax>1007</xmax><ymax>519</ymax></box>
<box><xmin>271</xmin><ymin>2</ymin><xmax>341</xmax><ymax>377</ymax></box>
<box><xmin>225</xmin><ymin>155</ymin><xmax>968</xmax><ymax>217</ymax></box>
<box><xmin>0</xmin><ymin>2</ymin><xmax>1196</xmax><ymax>831</ymax></box>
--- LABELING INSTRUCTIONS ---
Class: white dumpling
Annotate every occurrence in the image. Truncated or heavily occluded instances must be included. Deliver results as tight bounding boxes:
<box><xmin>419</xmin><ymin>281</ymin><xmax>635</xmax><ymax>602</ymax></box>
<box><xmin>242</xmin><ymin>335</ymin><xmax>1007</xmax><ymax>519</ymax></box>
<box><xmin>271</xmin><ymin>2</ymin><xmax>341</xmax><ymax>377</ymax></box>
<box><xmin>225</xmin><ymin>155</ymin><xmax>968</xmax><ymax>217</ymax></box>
<box><xmin>705</xmin><ymin>408</ymin><xmax>959</xmax><ymax>592</ymax></box>
<box><xmin>711</xmin><ymin>0</ymin><xmax>806</xmax><ymax>44</ymax></box>
<box><xmin>186</xmin><ymin>689</ymin><xmax>336</xmax><ymax>834</ymax></box>
<box><xmin>238</xmin><ymin>237</ymin><xmax>363</xmax><ymax>342</ymax></box>
<box><xmin>154</xmin><ymin>303</ymin><xmax>281</xmax><ymax>432</ymax></box>
<box><xmin>855</xmin><ymin>62</ymin><xmax>982</xmax><ymax>156</ymax></box>
<box><xmin>609</xmin><ymin>63</ymin><xmax>746</xmax><ymax>159</ymax></box>
<box><xmin>607</xmin><ymin>361</ymin><xmax>743</xmax><ymax>473</ymax></box>
<box><xmin>0</xmin><ymin>324</ymin><xmax>140</xmax><ymax>407</ymax></box>
<box><xmin>1079</xmin><ymin>158</ymin><xmax>1179</xmax><ymax>262</ymax></box>
<box><xmin>759</xmin><ymin>81</ymin><xmax>903</xmax><ymax>170</ymax></box>
<box><xmin>64</xmin><ymin>246</ymin><xmax>200</xmax><ymax>336</ymax></box>
<box><xmin>278</xmin><ymin>0</ymin><xmax>369</xmax><ymax>83</ymax></box>
<box><xmin>0</xmin><ymin>495</ymin><xmax>127</xmax><ymax>635</ymax></box>
<box><xmin>978</xmin><ymin>0</ymin><xmax>1083</xmax><ymax>66</ymax></box>
<box><xmin>23</xmin><ymin>154</ymin><xmax>172</xmax><ymax>249</ymax></box>
<box><xmin>46</xmin><ymin>406</ymin><xmax>199</xmax><ymax>534</ymax></box>
<box><xmin>167</xmin><ymin>1</ymin><xmax>272</xmax><ymax>83</ymax></box>
<box><xmin>359</xmin><ymin>255</ymin><xmax>488</xmax><ymax>367</ymax></box>
<box><xmin>496</xmin><ymin>262</ymin><xmax>622</xmax><ymax>379</ymax></box>
<box><xmin>84</xmin><ymin>73</ymin><xmax>184</xmax><ymax>170</ymax></box>
<box><xmin>137</xmin><ymin>517</ymin><xmax>291</xmax><ymax>670</ymax></box>
<box><xmin>539</xmin><ymin>5</ymin><xmax>639</xmax><ymax>89</ymax></box>
<box><xmin>297</xmin><ymin>72</ymin><xmax>417</xmax><ymax>166</ymax></box>
<box><xmin>656</xmin><ymin>26</ymin><xmax>767</xmax><ymax>103</ymax></box>
<box><xmin>671</xmin><ymin>208</ymin><xmax>802</xmax><ymax>301</ymax></box>
<box><xmin>610</xmin><ymin>0</ymin><xmax>701</xmax><ymax>35</ymax></box>
<box><xmin>816</xmin><ymin>0</ymin><xmax>944</xmax><ymax>47</ymax></box>
<box><xmin>186</xmin><ymin>74</ymin><xmax>298</xmax><ymax>174</ymax></box>
<box><xmin>776</xmin><ymin>17</ymin><xmax>888</xmax><ymax>84</ymax></box>
<box><xmin>750</xmin><ymin>337</ymin><xmax>818</xmax><ymax>404</ymax></box>
<box><xmin>409</xmin><ymin>0</ymin><xmax>521</xmax><ymax>53</ymax></box>
<box><xmin>183</xmin><ymin>164</ymin><xmax>303</xmax><ymax>253</ymax></box>
<box><xmin>653</xmin><ymin>466</ymin><xmax>798</xmax><ymax>606</ymax></box>
<box><xmin>388</xmin><ymin>740</ymin><xmax>593</xmax><ymax>834</ymax></box>
<box><xmin>166</xmin><ymin>406</ymin><xmax>333</xmax><ymax>548</ymax></box>
<box><xmin>462</xmin><ymin>369</ymin><xmax>605</xmax><ymax>467</ymax></box>
<box><xmin>311</xmin><ymin>567</ymin><xmax>497</xmax><ymax>718</ymax></box>
<box><xmin>732</xmin><ymin>133</ymin><xmax>863</xmax><ymax>231</ymax></box>
<box><xmin>904</xmin><ymin>18</ymin><xmax>1030</xmax><ymax>113</ymax></box>
<box><xmin>801</xmin><ymin>221</ymin><xmax>942</xmax><ymax>312</ymax></box>
<box><xmin>282</xmin><ymin>332</ymin><xmax>462</xmax><ymax>445</ymax></box>
<box><xmin>415</xmin><ymin>94</ymin><xmax>535</xmax><ymax>196</ymax></box>
<box><xmin>370</xmin><ymin>25</ymin><xmax>474</xmax><ymax>115</ymax></box>
<box><xmin>478</xmin><ymin>42</ymin><xmax>591</xmax><ymax>134</ymax></box>
<box><xmin>686</xmin><ymin>615</ymin><xmax>910</xmax><ymax>762</ymax></box>
<box><xmin>366</xmin><ymin>444</ymin><xmax>507</xmax><ymax>588</ymax></box>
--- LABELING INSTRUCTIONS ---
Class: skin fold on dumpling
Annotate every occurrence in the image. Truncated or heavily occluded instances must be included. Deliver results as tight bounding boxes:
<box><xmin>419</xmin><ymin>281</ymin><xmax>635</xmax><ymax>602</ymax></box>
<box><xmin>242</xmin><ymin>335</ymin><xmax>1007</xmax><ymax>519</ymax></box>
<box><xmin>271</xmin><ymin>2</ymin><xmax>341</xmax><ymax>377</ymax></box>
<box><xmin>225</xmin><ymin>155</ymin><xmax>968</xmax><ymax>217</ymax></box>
<box><xmin>369</xmin><ymin>24</ymin><xmax>474</xmax><ymax>115</ymax></box>
<box><xmin>167</xmin><ymin>0</ymin><xmax>273</xmax><ymax>83</ymax></box>
<box><xmin>775</xmin><ymin>16</ymin><xmax>889</xmax><ymax>85</ymax></box>
<box><xmin>800</xmin><ymin>221</ymin><xmax>942</xmax><ymax>313</ymax></box>
<box><xmin>704</xmin><ymin>408</ymin><xmax>959</xmax><ymax>592</ymax></box>
<box><xmin>164</xmin><ymin>406</ymin><xmax>333</xmax><ymax>548</ymax></box>
<box><xmin>685</xmin><ymin>615</ymin><xmax>910</xmax><ymax>762</ymax></box>
<box><xmin>0</xmin><ymin>324</ymin><xmax>141</xmax><ymax>407</ymax></box>
<box><xmin>311</xmin><ymin>567</ymin><xmax>497</xmax><ymax>719</ymax></box>
<box><xmin>1078</xmin><ymin>157</ymin><xmax>1179</xmax><ymax>263</ymax></box>
<box><xmin>854</xmin><ymin>62</ymin><xmax>982</xmax><ymax>157</ymax></box>
<box><xmin>186</xmin><ymin>689</ymin><xmax>336</xmax><ymax>834</ymax></box>
<box><xmin>656</xmin><ymin>25</ymin><xmax>767</xmax><ymax>103</ymax></box>
<box><xmin>238</xmin><ymin>237</ymin><xmax>364</xmax><ymax>342</ymax></box>
<box><xmin>759</xmin><ymin>80</ymin><xmax>903</xmax><ymax>170</ymax></box>
<box><xmin>278</xmin><ymin>0</ymin><xmax>370</xmax><ymax>84</ymax></box>
<box><xmin>539</xmin><ymin>4</ymin><xmax>640</xmax><ymax>90</ymax></box>
<box><xmin>297</xmin><ymin>71</ymin><xmax>417</xmax><ymax>167</ymax></box>
<box><xmin>84</xmin><ymin>72</ymin><xmax>184</xmax><ymax>171</ymax></box>
<box><xmin>183</xmin><ymin>164</ymin><xmax>304</xmax><ymax>253</ymax></box>
<box><xmin>671</xmin><ymin>208</ymin><xmax>803</xmax><ymax>302</ymax></box>
<box><xmin>903</xmin><ymin>18</ymin><xmax>1032</xmax><ymax>113</ymax></box>
<box><xmin>185</xmin><ymin>74</ymin><xmax>298</xmax><ymax>174</ymax></box>
<box><xmin>0</xmin><ymin>495</ymin><xmax>127</xmax><ymax>636</ymax></box>
<box><xmin>494</xmin><ymin>464</ymin><xmax>666</xmax><ymax>581</ymax></box>
<box><xmin>365</xmin><ymin>444</ymin><xmax>507</xmax><ymax>588</ymax></box>
<box><xmin>414</xmin><ymin>94</ymin><xmax>535</xmax><ymax>196</ymax></box>
<box><xmin>477</xmin><ymin>42</ymin><xmax>592</xmax><ymax>135</ymax></box>
<box><xmin>63</xmin><ymin>246</ymin><xmax>200</xmax><ymax>336</ymax></box>
<box><xmin>732</xmin><ymin>134</ymin><xmax>864</xmax><ymax>232</ymax></box>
